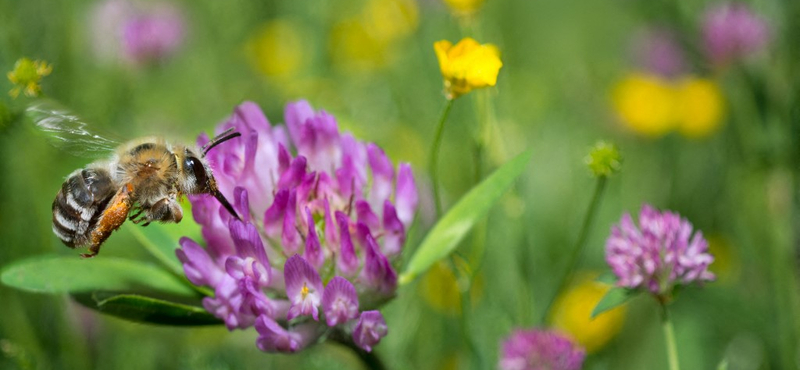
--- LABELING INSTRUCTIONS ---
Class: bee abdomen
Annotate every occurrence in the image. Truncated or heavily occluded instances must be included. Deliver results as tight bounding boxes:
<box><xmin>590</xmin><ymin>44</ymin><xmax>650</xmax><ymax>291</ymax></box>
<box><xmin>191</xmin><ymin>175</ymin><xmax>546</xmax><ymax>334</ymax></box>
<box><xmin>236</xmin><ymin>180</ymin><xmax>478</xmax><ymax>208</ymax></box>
<box><xmin>52</xmin><ymin>168</ymin><xmax>116</xmax><ymax>248</ymax></box>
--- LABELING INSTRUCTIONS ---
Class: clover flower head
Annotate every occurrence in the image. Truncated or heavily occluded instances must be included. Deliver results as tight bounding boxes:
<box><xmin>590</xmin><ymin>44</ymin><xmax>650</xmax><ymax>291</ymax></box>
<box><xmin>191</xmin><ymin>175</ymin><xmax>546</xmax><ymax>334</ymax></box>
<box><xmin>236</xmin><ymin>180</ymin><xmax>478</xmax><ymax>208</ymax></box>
<box><xmin>605</xmin><ymin>204</ymin><xmax>715</xmax><ymax>297</ymax></box>
<box><xmin>499</xmin><ymin>328</ymin><xmax>585</xmax><ymax>370</ymax></box>
<box><xmin>434</xmin><ymin>37</ymin><xmax>503</xmax><ymax>100</ymax></box>
<box><xmin>7</xmin><ymin>58</ymin><xmax>52</xmax><ymax>98</ymax></box>
<box><xmin>91</xmin><ymin>0</ymin><xmax>186</xmax><ymax>66</ymax></box>
<box><xmin>177</xmin><ymin>100</ymin><xmax>417</xmax><ymax>353</ymax></box>
<box><xmin>631</xmin><ymin>27</ymin><xmax>686</xmax><ymax>78</ymax></box>
<box><xmin>702</xmin><ymin>2</ymin><xmax>770</xmax><ymax>65</ymax></box>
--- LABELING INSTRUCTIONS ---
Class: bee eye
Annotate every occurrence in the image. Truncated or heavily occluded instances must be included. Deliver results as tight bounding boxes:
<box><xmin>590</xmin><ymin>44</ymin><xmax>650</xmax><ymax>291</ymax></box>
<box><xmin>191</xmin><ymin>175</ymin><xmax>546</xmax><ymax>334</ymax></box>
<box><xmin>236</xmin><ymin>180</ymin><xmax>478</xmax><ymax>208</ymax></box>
<box><xmin>184</xmin><ymin>156</ymin><xmax>208</xmax><ymax>186</ymax></box>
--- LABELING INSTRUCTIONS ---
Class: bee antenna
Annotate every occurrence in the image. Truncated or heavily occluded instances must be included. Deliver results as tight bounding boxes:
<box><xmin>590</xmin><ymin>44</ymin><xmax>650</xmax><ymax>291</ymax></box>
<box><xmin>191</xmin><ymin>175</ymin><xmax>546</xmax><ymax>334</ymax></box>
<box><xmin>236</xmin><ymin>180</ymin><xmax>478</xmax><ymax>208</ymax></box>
<box><xmin>213</xmin><ymin>189</ymin><xmax>242</xmax><ymax>221</ymax></box>
<box><xmin>202</xmin><ymin>127</ymin><xmax>241</xmax><ymax>157</ymax></box>
<box><xmin>206</xmin><ymin>177</ymin><xmax>242</xmax><ymax>221</ymax></box>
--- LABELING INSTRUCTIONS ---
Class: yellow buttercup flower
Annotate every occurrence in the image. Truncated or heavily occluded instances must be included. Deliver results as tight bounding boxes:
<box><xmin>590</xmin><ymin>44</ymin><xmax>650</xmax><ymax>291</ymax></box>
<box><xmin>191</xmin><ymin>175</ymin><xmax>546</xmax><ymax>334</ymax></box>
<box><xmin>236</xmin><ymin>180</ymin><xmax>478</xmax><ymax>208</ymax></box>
<box><xmin>612</xmin><ymin>72</ymin><xmax>726</xmax><ymax>139</ymax></box>
<box><xmin>549</xmin><ymin>273</ymin><xmax>626</xmax><ymax>353</ymax></box>
<box><xmin>675</xmin><ymin>77</ymin><xmax>725</xmax><ymax>139</ymax></box>
<box><xmin>442</xmin><ymin>0</ymin><xmax>486</xmax><ymax>15</ymax></box>
<box><xmin>434</xmin><ymin>37</ymin><xmax>502</xmax><ymax>100</ymax></box>
<box><xmin>7</xmin><ymin>58</ymin><xmax>52</xmax><ymax>98</ymax></box>
<box><xmin>612</xmin><ymin>73</ymin><xmax>676</xmax><ymax>137</ymax></box>
<box><xmin>246</xmin><ymin>19</ymin><xmax>307</xmax><ymax>78</ymax></box>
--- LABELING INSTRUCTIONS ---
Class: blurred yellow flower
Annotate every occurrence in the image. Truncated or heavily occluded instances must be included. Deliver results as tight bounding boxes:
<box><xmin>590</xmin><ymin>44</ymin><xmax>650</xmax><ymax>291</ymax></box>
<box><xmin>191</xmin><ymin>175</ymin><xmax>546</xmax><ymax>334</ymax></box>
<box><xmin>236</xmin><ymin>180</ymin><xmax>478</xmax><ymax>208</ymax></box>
<box><xmin>442</xmin><ymin>0</ymin><xmax>486</xmax><ymax>15</ymax></box>
<box><xmin>330</xmin><ymin>0</ymin><xmax>418</xmax><ymax>72</ymax></box>
<box><xmin>363</xmin><ymin>0</ymin><xmax>418</xmax><ymax>43</ymax></box>
<box><xmin>247</xmin><ymin>19</ymin><xmax>306</xmax><ymax>78</ymax></box>
<box><xmin>434</xmin><ymin>38</ymin><xmax>503</xmax><ymax>100</ymax></box>
<box><xmin>7</xmin><ymin>58</ymin><xmax>52</xmax><ymax>98</ymax></box>
<box><xmin>612</xmin><ymin>73</ymin><xmax>676</xmax><ymax>137</ymax></box>
<box><xmin>549</xmin><ymin>273</ymin><xmax>626</xmax><ymax>353</ymax></box>
<box><xmin>419</xmin><ymin>260</ymin><xmax>483</xmax><ymax>316</ymax></box>
<box><xmin>707</xmin><ymin>235</ymin><xmax>740</xmax><ymax>284</ymax></box>
<box><xmin>675</xmin><ymin>77</ymin><xmax>725</xmax><ymax>138</ymax></box>
<box><xmin>612</xmin><ymin>72</ymin><xmax>726</xmax><ymax>139</ymax></box>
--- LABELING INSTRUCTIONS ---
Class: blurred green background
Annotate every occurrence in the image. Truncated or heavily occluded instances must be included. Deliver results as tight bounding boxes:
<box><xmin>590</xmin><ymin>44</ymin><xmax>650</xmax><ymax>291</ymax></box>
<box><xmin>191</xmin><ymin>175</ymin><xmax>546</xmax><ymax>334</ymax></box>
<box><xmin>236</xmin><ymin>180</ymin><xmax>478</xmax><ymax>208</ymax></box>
<box><xmin>1</xmin><ymin>0</ymin><xmax>799</xmax><ymax>369</ymax></box>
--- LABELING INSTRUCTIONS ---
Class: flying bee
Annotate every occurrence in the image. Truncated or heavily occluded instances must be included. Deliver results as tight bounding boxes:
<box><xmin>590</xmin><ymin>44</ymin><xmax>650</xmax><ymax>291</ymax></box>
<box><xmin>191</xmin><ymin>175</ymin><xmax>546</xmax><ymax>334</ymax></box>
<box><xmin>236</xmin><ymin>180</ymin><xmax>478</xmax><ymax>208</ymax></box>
<box><xmin>29</xmin><ymin>101</ymin><xmax>241</xmax><ymax>258</ymax></box>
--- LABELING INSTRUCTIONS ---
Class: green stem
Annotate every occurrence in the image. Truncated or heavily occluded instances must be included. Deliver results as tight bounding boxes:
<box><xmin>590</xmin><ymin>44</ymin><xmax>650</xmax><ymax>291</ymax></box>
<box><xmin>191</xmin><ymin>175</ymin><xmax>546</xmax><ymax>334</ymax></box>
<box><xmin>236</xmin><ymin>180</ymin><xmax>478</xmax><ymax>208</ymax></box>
<box><xmin>334</xmin><ymin>335</ymin><xmax>387</xmax><ymax>370</ymax></box>
<box><xmin>660</xmin><ymin>304</ymin><xmax>680</xmax><ymax>370</ymax></box>
<box><xmin>429</xmin><ymin>98</ymin><xmax>455</xmax><ymax>217</ymax></box>
<box><xmin>540</xmin><ymin>176</ymin><xmax>607</xmax><ymax>322</ymax></box>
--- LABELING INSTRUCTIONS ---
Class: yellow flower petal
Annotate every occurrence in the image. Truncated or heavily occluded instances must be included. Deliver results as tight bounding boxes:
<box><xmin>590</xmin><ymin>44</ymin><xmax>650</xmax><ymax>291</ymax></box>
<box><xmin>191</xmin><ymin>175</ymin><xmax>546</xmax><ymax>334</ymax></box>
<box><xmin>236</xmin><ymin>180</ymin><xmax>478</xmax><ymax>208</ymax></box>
<box><xmin>434</xmin><ymin>38</ymin><xmax>502</xmax><ymax>99</ymax></box>
<box><xmin>549</xmin><ymin>273</ymin><xmax>626</xmax><ymax>353</ymax></box>
<box><xmin>443</xmin><ymin>0</ymin><xmax>486</xmax><ymax>14</ymax></box>
<box><xmin>675</xmin><ymin>77</ymin><xmax>725</xmax><ymax>139</ymax></box>
<box><xmin>612</xmin><ymin>73</ymin><xmax>677</xmax><ymax>137</ymax></box>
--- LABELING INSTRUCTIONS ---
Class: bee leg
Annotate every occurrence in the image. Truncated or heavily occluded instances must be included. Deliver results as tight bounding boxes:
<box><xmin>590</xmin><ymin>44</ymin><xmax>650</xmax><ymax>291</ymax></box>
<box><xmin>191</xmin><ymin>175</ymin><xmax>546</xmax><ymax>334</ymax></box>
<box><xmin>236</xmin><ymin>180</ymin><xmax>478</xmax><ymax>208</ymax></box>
<box><xmin>128</xmin><ymin>209</ymin><xmax>143</xmax><ymax>221</ymax></box>
<box><xmin>81</xmin><ymin>184</ymin><xmax>133</xmax><ymax>258</ymax></box>
<box><xmin>147</xmin><ymin>197</ymin><xmax>184</xmax><ymax>224</ymax></box>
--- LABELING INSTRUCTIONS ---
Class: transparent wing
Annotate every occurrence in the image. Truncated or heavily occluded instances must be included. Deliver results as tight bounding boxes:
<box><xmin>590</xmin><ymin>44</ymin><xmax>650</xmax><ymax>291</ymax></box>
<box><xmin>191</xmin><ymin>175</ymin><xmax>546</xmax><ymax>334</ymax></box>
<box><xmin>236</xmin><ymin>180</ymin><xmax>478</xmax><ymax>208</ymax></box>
<box><xmin>27</xmin><ymin>100</ymin><xmax>121</xmax><ymax>158</ymax></box>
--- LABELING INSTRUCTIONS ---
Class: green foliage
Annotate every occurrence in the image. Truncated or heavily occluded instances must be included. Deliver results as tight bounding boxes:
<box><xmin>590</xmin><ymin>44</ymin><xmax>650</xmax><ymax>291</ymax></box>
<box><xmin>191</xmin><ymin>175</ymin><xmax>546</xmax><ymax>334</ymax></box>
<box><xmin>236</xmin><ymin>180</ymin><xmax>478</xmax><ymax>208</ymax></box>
<box><xmin>72</xmin><ymin>292</ymin><xmax>221</xmax><ymax>326</ymax></box>
<box><xmin>129</xmin><ymin>221</ymin><xmax>200</xmax><ymax>276</ymax></box>
<box><xmin>591</xmin><ymin>286</ymin><xmax>638</xmax><ymax>319</ymax></box>
<box><xmin>400</xmin><ymin>149</ymin><xmax>532</xmax><ymax>284</ymax></box>
<box><xmin>1</xmin><ymin>255</ymin><xmax>195</xmax><ymax>297</ymax></box>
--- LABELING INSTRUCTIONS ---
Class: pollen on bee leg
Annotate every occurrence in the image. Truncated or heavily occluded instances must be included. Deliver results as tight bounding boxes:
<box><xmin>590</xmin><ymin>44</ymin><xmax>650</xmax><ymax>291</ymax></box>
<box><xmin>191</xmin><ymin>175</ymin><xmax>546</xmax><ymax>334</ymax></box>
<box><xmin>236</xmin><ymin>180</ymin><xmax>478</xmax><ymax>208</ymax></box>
<box><xmin>85</xmin><ymin>184</ymin><xmax>133</xmax><ymax>258</ymax></box>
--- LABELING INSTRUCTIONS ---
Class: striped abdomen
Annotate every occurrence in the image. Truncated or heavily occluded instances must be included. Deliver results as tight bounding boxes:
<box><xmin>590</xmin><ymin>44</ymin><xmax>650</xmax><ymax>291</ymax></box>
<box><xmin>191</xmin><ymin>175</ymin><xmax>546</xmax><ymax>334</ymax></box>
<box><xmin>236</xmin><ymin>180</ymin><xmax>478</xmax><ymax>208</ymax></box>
<box><xmin>52</xmin><ymin>168</ymin><xmax>116</xmax><ymax>248</ymax></box>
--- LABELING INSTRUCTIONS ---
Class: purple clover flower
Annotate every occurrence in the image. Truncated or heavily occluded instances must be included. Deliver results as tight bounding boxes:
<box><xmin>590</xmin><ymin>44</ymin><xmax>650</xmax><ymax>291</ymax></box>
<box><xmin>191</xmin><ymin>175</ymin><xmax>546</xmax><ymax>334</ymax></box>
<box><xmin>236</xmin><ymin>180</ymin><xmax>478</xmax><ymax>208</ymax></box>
<box><xmin>121</xmin><ymin>4</ymin><xmax>186</xmax><ymax>65</ymax></box>
<box><xmin>605</xmin><ymin>204</ymin><xmax>714</xmax><ymax>296</ymax></box>
<box><xmin>177</xmin><ymin>100</ymin><xmax>417</xmax><ymax>353</ymax></box>
<box><xmin>499</xmin><ymin>329</ymin><xmax>585</xmax><ymax>370</ymax></box>
<box><xmin>631</xmin><ymin>27</ymin><xmax>686</xmax><ymax>78</ymax></box>
<box><xmin>90</xmin><ymin>0</ymin><xmax>185</xmax><ymax>66</ymax></box>
<box><xmin>352</xmin><ymin>311</ymin><xmax>388</xmax><ymax>353</ymax></box>
<box><xmin>702</xmin><ymin>2</ymin><xmax>770</xmax><ymax>66</ymax></box>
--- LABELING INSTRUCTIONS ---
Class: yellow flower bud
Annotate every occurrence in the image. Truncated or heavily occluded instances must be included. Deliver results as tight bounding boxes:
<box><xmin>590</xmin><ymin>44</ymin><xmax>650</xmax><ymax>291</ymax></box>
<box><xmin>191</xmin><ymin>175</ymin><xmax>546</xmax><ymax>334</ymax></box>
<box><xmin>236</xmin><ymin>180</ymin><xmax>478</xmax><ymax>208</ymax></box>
<box><xmin>434</xmin><ymin>37</ymin><xmax>503</xmax><ymax>100</ymax></box>
<box><xmin>585</xmin><ymin>141</ymin><xmax>622</xmax><ymax>178</ymax></box>
<box><xmin>675</xmin><ymin>77</ymin><xmax>725</xmax><ymax>139</ymax></box>
<box><xmin>549</xmin><ymin>273</ymin><xmax>626</xmax><ymax>353</ymax></box>
<box><xmin>7</xmin><ymin>58</ymin><xmax>52</xmax><ymax>98</ymax></box>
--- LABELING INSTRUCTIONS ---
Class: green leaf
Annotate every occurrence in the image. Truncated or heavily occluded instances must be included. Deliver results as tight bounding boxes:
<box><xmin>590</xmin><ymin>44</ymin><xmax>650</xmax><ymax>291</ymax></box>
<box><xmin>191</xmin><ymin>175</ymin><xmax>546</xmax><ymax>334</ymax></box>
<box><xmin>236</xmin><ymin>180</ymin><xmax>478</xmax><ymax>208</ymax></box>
<box><xmin>591</xmin><ymin>286</ymin><xmax>638</xmax><ymax>318</ymax></box>
<box><xmin>72</xmin><ymin>292</ymin><xmax>222</xmax><ymax>326</ymax></box>
<box><xmin>595</xmin><ymin>271</ymin><xmax>617</xmax><ymax>285</ymax></box>
<box><xmin>1</xmin><ymin>255</ymin><xmax>195</xmax><ymax>297</ymax></box>
<box><xmin>128</xmin><ymin>219</ymin><xmax>200</xmax><ymax>276</ymax></box>
<box><xmin>399</xmin><ymin>150</ymin><xmax>532</xmax><ymax>285</ymax></box>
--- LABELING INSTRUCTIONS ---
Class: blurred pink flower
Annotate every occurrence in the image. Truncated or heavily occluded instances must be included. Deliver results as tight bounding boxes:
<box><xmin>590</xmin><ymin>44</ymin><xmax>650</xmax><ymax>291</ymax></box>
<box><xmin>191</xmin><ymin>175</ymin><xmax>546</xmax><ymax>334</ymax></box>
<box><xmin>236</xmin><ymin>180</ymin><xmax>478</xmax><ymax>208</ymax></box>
<box><xmin>702</xmin><ymin>2</ymin><xmax>770</xmax><ymax>65</ymax></box>
<box><xmin>631</xmin><ymin>27</ymin><xmax>686</xmax><ymax>78</ymax></box>
<box><xmin>90</xmin><ymin>0</ymin><xmax>186</xmax><ymax>66</ymax></box>
<box><xmin>499</xmin><ymin>328</ymin><xmax>585</xmax><ymax>370</ymax></box>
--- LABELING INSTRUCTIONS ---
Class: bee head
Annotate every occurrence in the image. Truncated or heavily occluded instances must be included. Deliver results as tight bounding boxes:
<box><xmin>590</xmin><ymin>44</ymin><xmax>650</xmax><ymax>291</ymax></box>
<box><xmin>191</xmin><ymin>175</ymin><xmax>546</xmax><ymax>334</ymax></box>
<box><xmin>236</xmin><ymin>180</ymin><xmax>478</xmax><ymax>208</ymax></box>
<box><xmin>181</xmin><ymin>128</ymin><xmax>242</xmax><ymax>220</ymax></box>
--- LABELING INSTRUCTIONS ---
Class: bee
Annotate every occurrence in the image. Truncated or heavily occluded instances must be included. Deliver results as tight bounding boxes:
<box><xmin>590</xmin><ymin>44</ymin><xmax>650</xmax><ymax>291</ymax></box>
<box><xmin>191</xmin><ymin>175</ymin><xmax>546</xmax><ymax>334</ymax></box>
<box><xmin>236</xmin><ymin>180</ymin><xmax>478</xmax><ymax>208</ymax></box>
<box><xmin>29</xmin><ymin>101</ymin><xmax>241</xmax><ymax>258</ymax></box>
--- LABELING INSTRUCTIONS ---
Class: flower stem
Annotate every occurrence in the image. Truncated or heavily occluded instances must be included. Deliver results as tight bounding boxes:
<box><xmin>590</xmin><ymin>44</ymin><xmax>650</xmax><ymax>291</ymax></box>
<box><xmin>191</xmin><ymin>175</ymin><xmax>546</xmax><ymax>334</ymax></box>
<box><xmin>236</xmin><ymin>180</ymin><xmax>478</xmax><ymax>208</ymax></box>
<box><xmin>333</xmin><ymin>335</ymin><xmax>387</xmax><ymax>370</ymax></box>
<box><xmin>540</xmin><ymin>176</ymin><xmax>607</xmax><ymax>322</ymax></box>
<box><xmin>429</xmin><ymin>98</ymin><xmax>455</xmax><ymax>217</ymax></box>
<box><xmin>660</xmin><ymin>304</ymin><xmax>680</xmax><ymax>370</ymax></box>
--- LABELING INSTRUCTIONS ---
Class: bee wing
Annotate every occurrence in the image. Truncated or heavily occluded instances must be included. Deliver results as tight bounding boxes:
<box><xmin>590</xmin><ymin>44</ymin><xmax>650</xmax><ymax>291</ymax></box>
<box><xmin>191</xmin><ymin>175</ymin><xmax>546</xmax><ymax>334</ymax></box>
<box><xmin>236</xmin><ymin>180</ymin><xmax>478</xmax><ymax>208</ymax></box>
<box><xmin>27</xmin><ymin>100</ymin><xmax>121</xmax><ymax>158</ymax></box>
